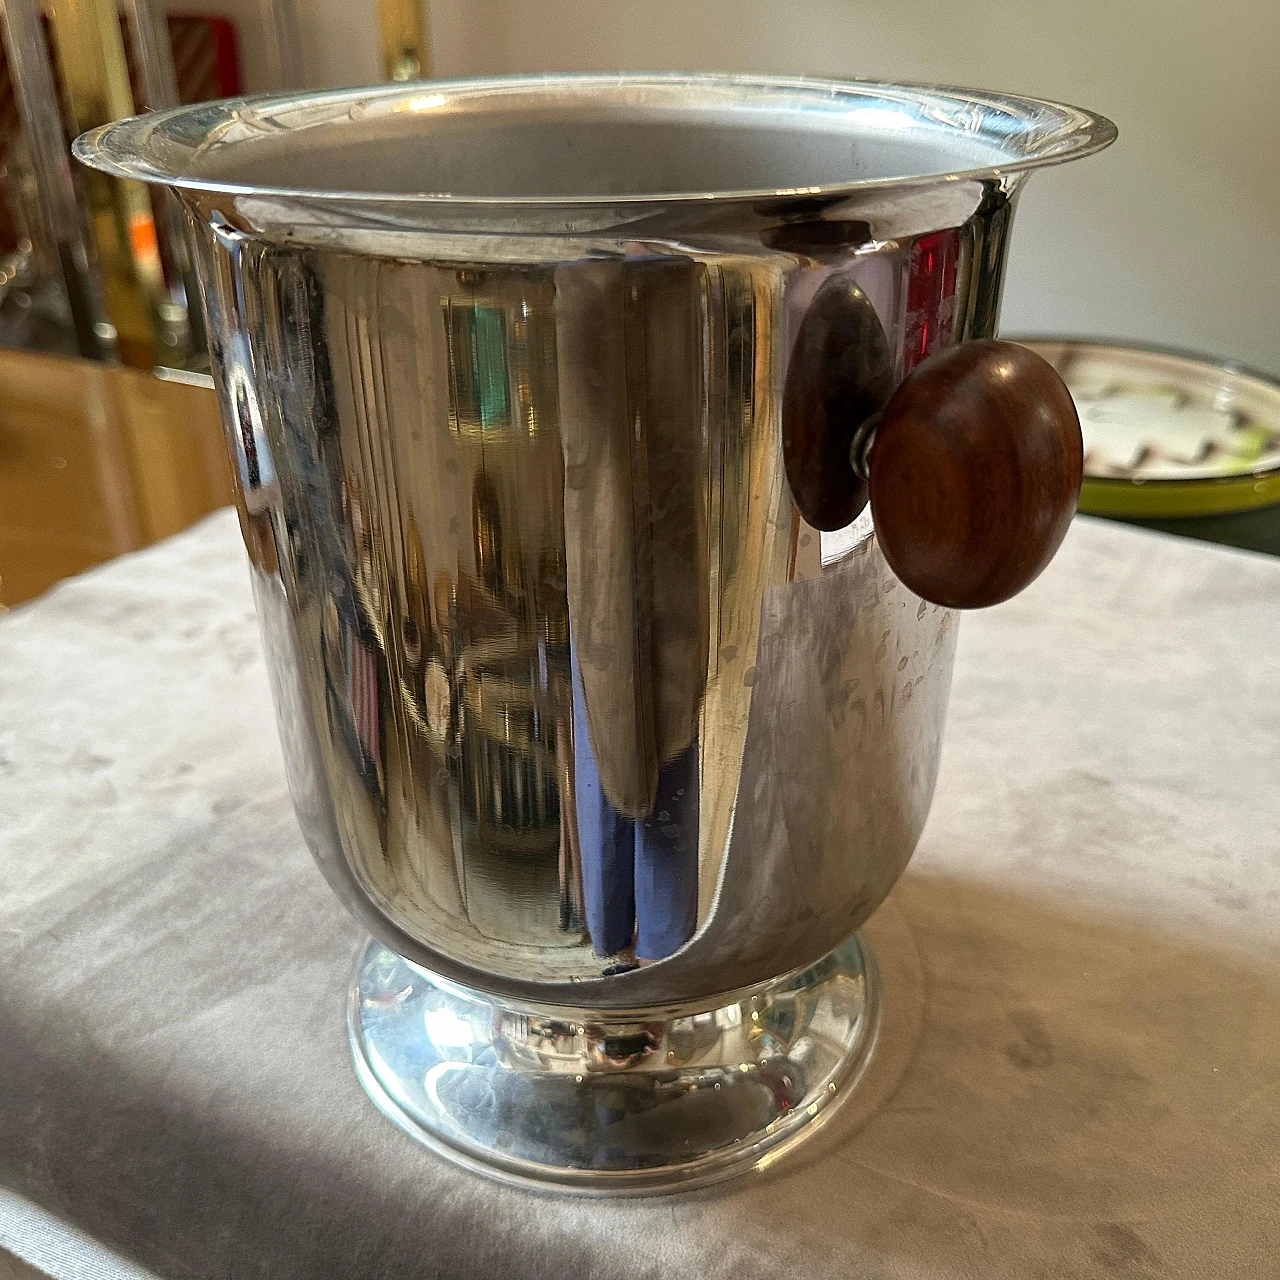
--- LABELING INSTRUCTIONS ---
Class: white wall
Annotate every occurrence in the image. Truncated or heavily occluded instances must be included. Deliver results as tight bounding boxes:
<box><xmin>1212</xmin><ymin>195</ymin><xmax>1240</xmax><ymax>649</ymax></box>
<box><xmin>292</xmin><ymin>0</ymin><xmax>380</xmax><ymax>89</ymax></box>
<box><xmin>427</xmin><ymin>0</ymin><xmax>1280</xmax><ymax>376</ymax></box>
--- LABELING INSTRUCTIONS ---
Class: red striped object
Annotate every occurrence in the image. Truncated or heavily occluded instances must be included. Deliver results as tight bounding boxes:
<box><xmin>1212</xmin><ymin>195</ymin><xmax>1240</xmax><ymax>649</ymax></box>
<box><xmin>346</xmin><ymin>626</ymin><xmax>381</xmax><ymax>767</ymax></box>
<box><xmin>167</xmin><ymin>14</ymin><xmax>241</xmax><ymax>102</ymax></box>
<box><xmin>902</xmin><ymin>229</ymin><xmax>961</xmax><ymax>374</ymax></box>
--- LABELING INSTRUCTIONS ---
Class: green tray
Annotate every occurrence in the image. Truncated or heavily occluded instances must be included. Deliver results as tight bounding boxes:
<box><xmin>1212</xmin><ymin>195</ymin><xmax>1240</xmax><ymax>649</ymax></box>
<box><xmin>1015</xmin><ymin>338</ymin><xmax>1280</xmax><ymax>520</ymax></box>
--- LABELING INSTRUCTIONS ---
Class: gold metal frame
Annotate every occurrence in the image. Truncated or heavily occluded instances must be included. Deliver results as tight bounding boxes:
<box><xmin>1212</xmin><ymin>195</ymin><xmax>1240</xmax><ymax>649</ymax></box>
<box><xmin>377</xmin><ymin>0</ymin><xmax>428</xmax><ymax>82</ymax></box>
<box><xmin>44</xmin><ymin>0</ymin><xmax>171</xmax><ymax>365</ymax></box>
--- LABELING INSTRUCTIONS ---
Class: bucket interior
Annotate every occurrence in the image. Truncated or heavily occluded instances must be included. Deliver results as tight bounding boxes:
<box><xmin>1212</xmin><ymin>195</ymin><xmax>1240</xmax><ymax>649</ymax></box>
<box><xmin>77</xmin><ymin>76</ymin><xmax>1115</xmax><ymax>203</ymax></box>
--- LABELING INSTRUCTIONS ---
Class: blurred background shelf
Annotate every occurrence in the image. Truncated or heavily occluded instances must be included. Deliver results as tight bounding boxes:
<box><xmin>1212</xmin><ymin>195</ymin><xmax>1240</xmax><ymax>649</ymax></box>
<box><xmin>0</xmin><ymin>0</ymin><xmax>1275</xmax><ymax>609</ymax></box>
<box><xmin>0</xmin><ymin>0</ymin><xmax>432</xmax><ymax>608</ymax></box>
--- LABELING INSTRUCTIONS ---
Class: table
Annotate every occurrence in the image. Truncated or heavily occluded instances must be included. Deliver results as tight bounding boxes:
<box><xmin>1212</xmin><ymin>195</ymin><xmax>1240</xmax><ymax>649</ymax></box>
<box><xmin>2</xmin><ymin>509</ymin><xmax>1278</xmax><ymax>1278</ymax></box>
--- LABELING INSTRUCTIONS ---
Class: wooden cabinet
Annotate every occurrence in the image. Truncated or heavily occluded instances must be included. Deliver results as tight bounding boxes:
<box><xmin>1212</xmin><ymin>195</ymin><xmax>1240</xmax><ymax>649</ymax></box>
<box><xmin>0</xmin><ymin>346</ymin><xmax>232</xmax><ymax>606</ymax></box>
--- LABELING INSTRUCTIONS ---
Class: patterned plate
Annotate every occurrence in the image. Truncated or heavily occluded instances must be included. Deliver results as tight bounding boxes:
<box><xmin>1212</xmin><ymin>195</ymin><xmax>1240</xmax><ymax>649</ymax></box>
<box><xmin>1015</xmin><ymin>338</ymin><xmax>1280</xmax><ymax>517</ymax></box>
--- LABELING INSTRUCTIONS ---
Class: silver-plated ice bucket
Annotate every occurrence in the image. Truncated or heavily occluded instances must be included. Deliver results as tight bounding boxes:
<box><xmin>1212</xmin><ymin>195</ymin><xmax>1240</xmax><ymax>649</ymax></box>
<box><xmin>78</xmin><ymin>75</ymin><xmax>1114</xmax><ymax>1192</ymax></box>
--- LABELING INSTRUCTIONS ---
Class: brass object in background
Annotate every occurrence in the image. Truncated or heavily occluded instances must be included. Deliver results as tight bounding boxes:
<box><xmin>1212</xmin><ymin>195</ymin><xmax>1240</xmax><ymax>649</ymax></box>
<box><xmin>0</xmin><ymin>0</ymin><xmax>109</xmax><ymax>358</ymax></box>
<box><xmin>377</xmin><ymin>0</ymin><xmax>428</xmax><ymax>82</ymax></box>
<box><xmin>0</xmin><ymin>345</ymin><xmax>230</xmax><ymax>606</ymax></box>
<box><xmin>44</xmin><ymin>0</ymin><xmax>182</xmax><ymax>366</ymax></box>
<box><xmin>118</xmin><ymin>0</ymin><xmax>205</xmax><ymax>357</ymax></box>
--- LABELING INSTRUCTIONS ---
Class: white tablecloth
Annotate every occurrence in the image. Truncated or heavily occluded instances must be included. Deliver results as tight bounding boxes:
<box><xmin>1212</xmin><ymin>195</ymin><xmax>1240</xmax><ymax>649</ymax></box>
<box><xmin>2</xmin><ymin>510</ymin><xmax>1278</xmax><ymax>1278</ymax></box>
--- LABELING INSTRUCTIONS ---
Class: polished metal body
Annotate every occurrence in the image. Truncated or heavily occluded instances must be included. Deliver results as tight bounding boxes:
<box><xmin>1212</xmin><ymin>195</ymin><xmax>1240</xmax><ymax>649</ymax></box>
<box><xmin>77</xmin><ymin>74</ymin><xmax>1115</xmax><ymax>1016</ymax></box>
<box><xmin>350</xmin><ymin>933</ymin><xmax>878</xmax><ymax>1191</ymax></box>
<box><xmin>77</xmin><ymin>75</ymin><xmax>1113</xmax><ymax>1188</ymax></box>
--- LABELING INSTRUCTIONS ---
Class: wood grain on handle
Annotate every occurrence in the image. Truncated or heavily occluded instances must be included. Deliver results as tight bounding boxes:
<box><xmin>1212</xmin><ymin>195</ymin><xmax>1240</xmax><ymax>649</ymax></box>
<box><xmin>781</xmin><ymin>277</ymin><xmax>893</xmax><ymax>532</ymax></box>
<box><xmin>867</xmin><ymin>340</ymin><xmax>1083</xmax><ymax>609</ymax></box>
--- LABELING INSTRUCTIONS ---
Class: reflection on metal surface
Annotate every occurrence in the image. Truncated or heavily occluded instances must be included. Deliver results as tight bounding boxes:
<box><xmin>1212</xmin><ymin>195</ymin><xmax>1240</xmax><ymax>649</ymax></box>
<box><xmin>77</xmin><ymin>74</ymin><xmax>1114</xmax><ymax>1186</ymax></box>
<box><xmin>350</xmin><ymin>932</ymin><xmax>879</xmax><ymax>1193</ymax></box>
<box><xmin>158</xmin><ymin>81</ymin><xmax>1012</xmax><ymax>1009</ymax></box>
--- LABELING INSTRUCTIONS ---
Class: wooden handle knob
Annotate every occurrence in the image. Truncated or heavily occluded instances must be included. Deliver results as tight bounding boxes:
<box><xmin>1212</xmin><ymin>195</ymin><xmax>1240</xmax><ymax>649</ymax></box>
<box><xmin>866</xmin><ymin>340</ymin><xmax>1082</xmax><ymax>609</ymax></box>
<box><xmin>782</xmin><ymin>277</ymin><xmax>892</xmax><ymax>532</ymax></box>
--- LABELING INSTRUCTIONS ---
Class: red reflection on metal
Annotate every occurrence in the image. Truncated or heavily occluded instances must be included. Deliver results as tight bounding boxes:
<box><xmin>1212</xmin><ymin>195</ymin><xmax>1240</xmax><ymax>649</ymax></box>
<box><xmin>903</xmin><ymin>229</ymin><xmax>961</xmax><ymax>374</ymax></box>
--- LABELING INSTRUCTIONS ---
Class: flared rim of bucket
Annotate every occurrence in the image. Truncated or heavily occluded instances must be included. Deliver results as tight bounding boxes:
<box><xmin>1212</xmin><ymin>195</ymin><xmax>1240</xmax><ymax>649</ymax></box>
<box><xmin>74</xmin><ymin>72</ymin><xmax>1116</xmax><ymax>210</ymax></box>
